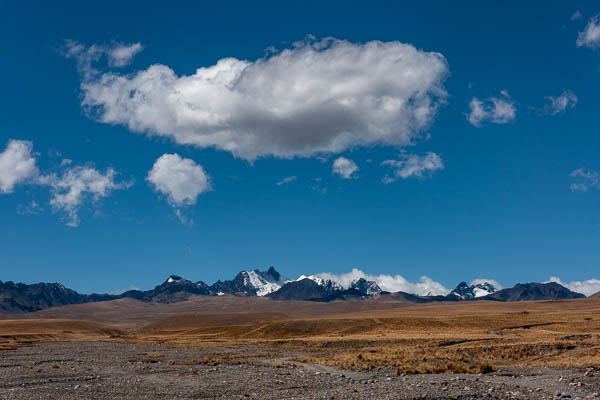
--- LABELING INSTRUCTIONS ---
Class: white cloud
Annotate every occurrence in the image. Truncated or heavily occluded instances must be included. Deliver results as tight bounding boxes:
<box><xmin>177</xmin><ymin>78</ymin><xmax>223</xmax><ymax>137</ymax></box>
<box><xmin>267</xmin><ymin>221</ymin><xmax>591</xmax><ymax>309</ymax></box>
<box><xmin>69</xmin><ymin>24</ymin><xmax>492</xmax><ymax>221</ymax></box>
<box><xmin>62</xmin><ymin>40</ymin><xmax>143</xmax><ymax>80</ymax></box>
<box><xmin>39</xmin><ymin>166</ymin><xmax>131</xmax><ymax>227</ymax></box>
<box><xmin>547</xmin><ymin>276</ymin><xmax>600</xmax><ymax>297</ymax></box>
<box><xmin>276</xmin><ymin>176</ymin><xmax>297</xmax><ymax>186</ymax></box>
<box><xmin>107</xmin><ymin>43</ymin><xmax>144</xmax><ymax>67</ymax></box>
<box><xmin>0</xmin><ymin>139</ymin><xmax>39</xmax><ymax>194</ymax></box>
<box><xmin>147</xmin><ymin>153</ymin><xmax>210</xmax><ymax>207</ymax></box>
<box><xmin>571</xmin><ymin>10</ymin><xmax>583</xmax><ymax>22</ymax></box>
<box><xmin>545</xmin><ymin>90</ymin><xmax>578</xmax><ymax>114</ymax></box>
<box><xmin>332</xmin><ymin>157</ymin><xmax>358</xmax><ymax>179</ymax></box>
<box><xmin>569</xmin><ymin>168</ymin><xmax>599</xmax><ymax>191</ymax></box>
<box><xmin>381</xmin><ymin>152</ymin><xmax>443</xmax><ymax>183</ymax></box>
<box><xmin>313</xmin><ymin>268</ymin><xmax>449</xmax><ymax>296</ymax></box>
<box><xmin>470</xmin><ymin>278</ymin><xmax>503</xmax><ymax>290</ymax></box>
<box><xmin>69</xmin><ymin>37</ymin><xmax>448</xmax><ymax>160</ymax></box>
<box><xmin>466</xmin><ymin>92</ymin><xmax>516</xmax><ymax>127</ymax></box>
<box><xmin>577</xmin><ymin>16</ymin><xmax>600</xmax><ymax>49</ymax></box>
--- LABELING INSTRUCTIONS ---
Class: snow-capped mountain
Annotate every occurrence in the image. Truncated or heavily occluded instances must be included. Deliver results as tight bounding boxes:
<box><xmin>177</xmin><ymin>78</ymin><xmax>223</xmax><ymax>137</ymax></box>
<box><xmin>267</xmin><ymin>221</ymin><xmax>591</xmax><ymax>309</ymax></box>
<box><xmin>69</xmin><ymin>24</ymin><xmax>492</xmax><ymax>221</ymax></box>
<box><xmin>211</xmin><ymin>267</ymin><xmax>291</xmax><ymax>296</ymax></box>
<box><xmin>350</xmin><ymin>278</ymin><xmax>382</xmax><ymax>296</ymax></box>
<box><xmin>296</xmin><ymin>275</ymin><xmax>344</xmax><ymax>292</ymax></box>
<box><xmin>448</xmin><ymin>281</ymin><xmax>497</xmax><ymax>300</ymax></box>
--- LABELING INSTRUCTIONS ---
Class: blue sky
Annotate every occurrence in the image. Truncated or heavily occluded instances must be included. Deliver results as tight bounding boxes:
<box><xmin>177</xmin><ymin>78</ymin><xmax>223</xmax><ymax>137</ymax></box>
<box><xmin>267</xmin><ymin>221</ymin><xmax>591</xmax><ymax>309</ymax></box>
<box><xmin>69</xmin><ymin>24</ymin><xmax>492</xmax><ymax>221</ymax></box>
<box><xmin>2</xmin><ymin>1</ymin><xmax>600</xmax><ymax>296</ymax></box>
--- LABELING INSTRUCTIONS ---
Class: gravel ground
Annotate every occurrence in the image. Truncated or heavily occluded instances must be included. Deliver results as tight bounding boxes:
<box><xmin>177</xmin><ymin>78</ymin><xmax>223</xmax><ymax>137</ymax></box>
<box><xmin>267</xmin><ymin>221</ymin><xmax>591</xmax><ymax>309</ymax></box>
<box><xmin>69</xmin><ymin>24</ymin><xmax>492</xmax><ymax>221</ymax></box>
<box><xmin>0</xmin><ymin>342</ymin><xmax>598</xmax><ymax>399</ymax></box>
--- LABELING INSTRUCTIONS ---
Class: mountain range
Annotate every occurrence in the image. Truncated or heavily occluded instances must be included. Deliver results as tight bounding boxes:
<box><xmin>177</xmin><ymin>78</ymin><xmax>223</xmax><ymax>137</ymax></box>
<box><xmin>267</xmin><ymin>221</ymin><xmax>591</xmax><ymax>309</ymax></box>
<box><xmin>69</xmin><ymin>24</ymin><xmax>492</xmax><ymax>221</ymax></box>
<box><xmin>0</xmin><ymin>267</ymin><xmax>591</xmax><ymax>314</ymax></box>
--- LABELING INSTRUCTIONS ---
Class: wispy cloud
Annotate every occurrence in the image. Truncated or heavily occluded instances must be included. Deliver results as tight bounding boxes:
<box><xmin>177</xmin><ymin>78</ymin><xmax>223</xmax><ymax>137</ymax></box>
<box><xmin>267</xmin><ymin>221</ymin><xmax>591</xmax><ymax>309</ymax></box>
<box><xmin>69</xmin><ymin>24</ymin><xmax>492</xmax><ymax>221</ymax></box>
<box><xmin>276</xmin><ymin>176</ymin><xmax>297</xmax><ymax>186</ymax></box>
<box><xmin>569</xmin><ymin>168</ymin><xmax>599</xmax><ymax>191</ymax></box>
<box><xmin>466</xmin><ymin>91</ymin><xmax>516</xmax><ymax>127</ymax></box>
<box><xmin>381</xmin><ymin>152</ymin><xmax>443</xmax><ymax>183</ymax></box>
<box><xmin>544</xmin><ymin>90</ymin><xmax>578</xmax><ymax>115</ymax></box>
<box><xmin>577</xmin><ymin>15</ymin><xmax>600</xmax><ymax>49</ymax></box>
<box><xmin>38</xmin><ymin>166</ymin><xmax>132</xmax><ymax>227</ymax></box>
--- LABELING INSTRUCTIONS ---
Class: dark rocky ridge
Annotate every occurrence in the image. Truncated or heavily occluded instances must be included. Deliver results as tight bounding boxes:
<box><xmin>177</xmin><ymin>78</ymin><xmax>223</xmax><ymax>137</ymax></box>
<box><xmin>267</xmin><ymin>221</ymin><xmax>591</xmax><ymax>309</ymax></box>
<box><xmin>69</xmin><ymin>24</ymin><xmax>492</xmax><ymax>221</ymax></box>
<box><xmin>0</xmin><ymin>270</ymin><xmax>589</xmax><ymax>314</ymax></box>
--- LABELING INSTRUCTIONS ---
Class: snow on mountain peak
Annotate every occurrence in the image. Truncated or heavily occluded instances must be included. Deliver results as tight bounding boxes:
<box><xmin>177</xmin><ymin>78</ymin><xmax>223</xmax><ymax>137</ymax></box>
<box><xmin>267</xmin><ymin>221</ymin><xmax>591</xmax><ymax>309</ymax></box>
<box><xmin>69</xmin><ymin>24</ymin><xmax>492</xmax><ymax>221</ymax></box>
<box><xmin>297</xmin><ymin>275</ymin><xmax>344</xmax><ymax>292</ymax></box>
<box><xmin>166</xmin><ymin>275</ymin><xmax>183</xmax><ymax>283</ymax></box>
<box><xmin>240</xmin><ymin>269</ymin><xmax>291</xmax><ymax>297</ymax></box>
<box><xmin>350</xmin><ymin>278</ymin><xmax>382</xmax><ymax>296</ymax></box>
<box><xmin>449</xmin><ymin>281</ymin><xmax>497</xmax><ymax>299</ymax></box>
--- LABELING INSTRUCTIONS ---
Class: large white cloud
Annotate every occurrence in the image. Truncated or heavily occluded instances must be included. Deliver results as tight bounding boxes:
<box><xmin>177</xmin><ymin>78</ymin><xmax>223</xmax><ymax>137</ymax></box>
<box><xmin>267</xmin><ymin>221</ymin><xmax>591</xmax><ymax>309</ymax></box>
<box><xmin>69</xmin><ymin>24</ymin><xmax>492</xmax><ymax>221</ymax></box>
<box><xmin>0</xmin><ymin>139</ymin><xmax>39</xmax><ymax>193</ymax></box>
<box><xmin>466</xmin><ymin>91</ymin><xmax>516</xmax><ymax>127</ymax></box>
<box><xmin>39</xmin><ymin>166</ymin><xmax>131</xmax><ymax>227</ymax></box>
<box><xmin>332</xmin><ymin>157</ymin><xmax>358</xmax><ymax>179</ymax></box>
<box><xmin>547</xmin><ymin>276</ymin><xmax>600</xmax><ymax>297</ymax></box>
<box><xmin>313</xmin><ymin>268</ymin><xmax>449</xmax><ymax>296</ymax></box>
<box><xmin>577</xmin><ymin>16</ymin><xmax>600</xmax><ymax>49</ymax></box>
<box><xmin>70</xmin><ymin>38</ymin><xmax>449</xmax><ymax>160</ymax></box>
<box><xmin>381</xmin><ymin>152</ymin><xmax>443</xmax><ymax>183</ymax></box>
<box><xmin>147</xmin><ymin>154</ymin><xmax>210</xmax><ymax>207</ymax></box>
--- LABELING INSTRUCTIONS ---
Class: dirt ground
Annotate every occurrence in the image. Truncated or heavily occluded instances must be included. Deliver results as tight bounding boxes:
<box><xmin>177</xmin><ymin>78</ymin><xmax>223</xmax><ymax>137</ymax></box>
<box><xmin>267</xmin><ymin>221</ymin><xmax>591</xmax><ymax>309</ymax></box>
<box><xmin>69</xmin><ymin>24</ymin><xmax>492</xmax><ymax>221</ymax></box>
<box><xmin>0</xmin><ymin>342</ymin><xmax>598</xmax><ymax>399</ymax></box>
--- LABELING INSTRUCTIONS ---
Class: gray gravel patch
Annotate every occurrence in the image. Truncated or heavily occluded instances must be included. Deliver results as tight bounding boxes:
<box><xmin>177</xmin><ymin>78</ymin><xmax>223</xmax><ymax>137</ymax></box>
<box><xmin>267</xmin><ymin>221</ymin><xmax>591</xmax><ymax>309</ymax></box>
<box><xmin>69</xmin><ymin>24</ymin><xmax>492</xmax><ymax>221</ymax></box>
<box><xmin>0</xmin><ymin>342</ymin><xmax>598</xmax><ymax>399</ymax></box>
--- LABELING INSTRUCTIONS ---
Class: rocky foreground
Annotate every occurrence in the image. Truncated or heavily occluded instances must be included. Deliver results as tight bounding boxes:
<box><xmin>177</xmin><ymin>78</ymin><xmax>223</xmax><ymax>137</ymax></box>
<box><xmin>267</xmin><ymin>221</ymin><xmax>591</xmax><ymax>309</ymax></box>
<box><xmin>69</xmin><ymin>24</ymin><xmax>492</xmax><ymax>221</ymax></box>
<box><xmin>0</xmin><ymin>342</ymin><xmax>598</xmax><ymax>399</ymax></box>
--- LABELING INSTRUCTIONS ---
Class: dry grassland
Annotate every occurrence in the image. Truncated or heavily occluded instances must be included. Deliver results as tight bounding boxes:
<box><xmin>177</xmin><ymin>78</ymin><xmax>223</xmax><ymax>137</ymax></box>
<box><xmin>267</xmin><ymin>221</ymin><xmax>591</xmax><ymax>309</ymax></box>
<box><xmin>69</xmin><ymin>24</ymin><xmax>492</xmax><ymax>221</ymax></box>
<box><xmin>1</xmin><ymin>299</ymin><xmax>599</xmax><ymax>374</ymax></box>
<box><xmin>131</xmin><ymin>299</ymin><xmax>600</xmax><ymax>373</ymax></box>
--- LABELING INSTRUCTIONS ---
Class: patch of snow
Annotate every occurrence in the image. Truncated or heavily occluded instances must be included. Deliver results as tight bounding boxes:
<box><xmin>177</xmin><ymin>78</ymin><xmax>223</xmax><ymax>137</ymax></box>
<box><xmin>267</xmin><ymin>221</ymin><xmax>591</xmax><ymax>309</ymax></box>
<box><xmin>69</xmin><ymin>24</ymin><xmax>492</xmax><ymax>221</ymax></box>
<box><xmin>241</xmin><ymin>270</ymin><xmax>291</xmax><ymax>296</ymax></box>
<box><xmin>297</xmin><ymin>275</ymin><xmax>344</xmax><ymax>292</ymax></box>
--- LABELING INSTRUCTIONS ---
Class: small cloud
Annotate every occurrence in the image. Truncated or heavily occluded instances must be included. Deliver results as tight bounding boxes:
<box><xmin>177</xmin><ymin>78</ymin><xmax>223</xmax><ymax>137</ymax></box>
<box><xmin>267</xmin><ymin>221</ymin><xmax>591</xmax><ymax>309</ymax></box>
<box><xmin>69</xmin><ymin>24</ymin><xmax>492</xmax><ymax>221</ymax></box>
<box><xmin>571</xmin><ymin>10</ymin><xmax>583</xmax><ymax>21</ymax></box>
<box><xmin>38</xmin><ymin>166</ymin><xmax>132</xmax><ymax>227</ymax></box>
<box><xmin>107</xmin><ymin>43</ymin><xmax>144</xmax><ymax>68</ymax></box>
<box><xmin>381</xmin><ymin>152</ymin><xmax>443</xmax><ymax>183</ymax></box>
<box><xmin>332</xmin><ymin>157</ymin><xmax>358</xmax><ymax>179</ymax></box>
<box><xmin>0</xmin><ymin>139</ymin><xmax>39</xmax><ymax>194</ymax></box>
<box><xmin>147</xmin><ymin>154</ymin><xmax>210</xmax><ymax>225</ymax></box>
<box><xmin>61</xmin><ymin>40</ymin><xmax>144</xmax><ymax>80</ymax></box>
<box><xmin>466</xmin><ymin>92</ymin><xmax>516</xmax><ymax>127</ymax></box>
<box><xmin>276</xmin><ymin>176</ymin><xmax>297</xmax><ymax>186</ymax></box>
<box><xmin>569</xmin><ymin>168</ymin><xmax>599</xmax><ymax>191</ymax></box>
<box><xmin>577</xmin><ymin>15</ymin><xmax>600</xmax><ymax>49</ymax></box>
<box><xmin>60</xmin><ymin>158</ymin><xmax>73</xmax><ymax>167</ymax></box>
<box><xmin>544</xmin><ymin>90</ymin><xmax>578</xmax><ymax>115</ymax></box>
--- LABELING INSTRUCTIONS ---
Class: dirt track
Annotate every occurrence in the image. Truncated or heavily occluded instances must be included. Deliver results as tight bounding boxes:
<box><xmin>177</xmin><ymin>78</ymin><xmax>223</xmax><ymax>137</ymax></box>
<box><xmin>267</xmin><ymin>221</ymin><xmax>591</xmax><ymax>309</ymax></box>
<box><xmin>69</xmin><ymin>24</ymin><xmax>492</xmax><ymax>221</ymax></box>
<box><xmin>1</xmin><ymin>342</ymin><xmax>599</xmax><ymax>399</ymax></box>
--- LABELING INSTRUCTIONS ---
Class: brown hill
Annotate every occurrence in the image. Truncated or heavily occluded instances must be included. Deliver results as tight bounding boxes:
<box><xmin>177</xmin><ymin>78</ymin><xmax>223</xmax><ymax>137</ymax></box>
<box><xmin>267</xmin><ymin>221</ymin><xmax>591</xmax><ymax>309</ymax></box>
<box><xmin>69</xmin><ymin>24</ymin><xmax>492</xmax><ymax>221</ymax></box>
<box><xmin>0</xmin><ymin>319</ymin><xmax>127</xmax><ymax>351</ymax></box>
<box><xmin>591</xmin><ymin>291</ymin><xmax>600</xmax><ymax>298</ymax></box>
<box><xmin>0</xmin><ymin>294</ymin><xmax>418</xmax><ymax>329</ymax></box>
<box><xmin>139</xmin><ymin>311</ymin><xmax>299</xmax><ymax>333</ymax></box>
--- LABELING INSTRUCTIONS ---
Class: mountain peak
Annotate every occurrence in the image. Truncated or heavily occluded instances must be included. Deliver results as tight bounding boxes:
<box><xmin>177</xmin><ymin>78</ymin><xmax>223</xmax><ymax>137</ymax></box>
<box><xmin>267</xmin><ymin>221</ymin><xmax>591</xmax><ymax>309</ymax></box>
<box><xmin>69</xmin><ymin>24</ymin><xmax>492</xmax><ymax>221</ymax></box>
<box><xmin>166</xmin><ymin>275</ymin><xmax>184</xmax><ymax>283</ymax></box>
<box><xmin>350</xmin><ymin>278</ymin><xmax>382</xmax><ymax>296</ymax></box>
<box><xmin>449</xmin><ymin>281</ymin><xmax>497</xmax><ymax>300</ymax></box>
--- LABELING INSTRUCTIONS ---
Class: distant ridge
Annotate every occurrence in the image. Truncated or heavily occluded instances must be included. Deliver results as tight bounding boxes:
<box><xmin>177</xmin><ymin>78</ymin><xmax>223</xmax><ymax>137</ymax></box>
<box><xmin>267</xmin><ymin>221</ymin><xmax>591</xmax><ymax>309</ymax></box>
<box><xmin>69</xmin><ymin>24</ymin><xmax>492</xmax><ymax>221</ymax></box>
<box><xmin>592</xmin><ymin>291</ymin><xmax>600</xmax><ymax>299</ymax></box>
<box><xmin>480</xmin><ymin>282</ymin><xmax>585</xmax><ymax>302</ymax></box>
<box><xmin>0</xmin><ymin>270</ymin><xmax>590</xmax><ymax>314</ymax></box>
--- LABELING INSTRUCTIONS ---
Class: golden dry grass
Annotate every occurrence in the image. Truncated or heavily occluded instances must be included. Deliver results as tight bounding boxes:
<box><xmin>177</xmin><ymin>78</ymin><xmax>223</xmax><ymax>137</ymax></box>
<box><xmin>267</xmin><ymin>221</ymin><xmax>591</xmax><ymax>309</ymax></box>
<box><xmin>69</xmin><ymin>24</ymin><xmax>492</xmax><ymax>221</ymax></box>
<box><xmin>2</xmin><ymin>299</ymin><xmax>600</xmax><ymax>374</ymax></box>
<box><xmin>130</xmin><ymin>299</ymin><xmax>600</xmax><ymax>372</ymax></box>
